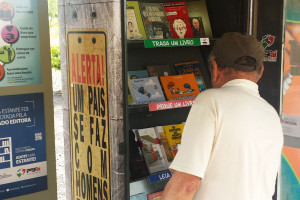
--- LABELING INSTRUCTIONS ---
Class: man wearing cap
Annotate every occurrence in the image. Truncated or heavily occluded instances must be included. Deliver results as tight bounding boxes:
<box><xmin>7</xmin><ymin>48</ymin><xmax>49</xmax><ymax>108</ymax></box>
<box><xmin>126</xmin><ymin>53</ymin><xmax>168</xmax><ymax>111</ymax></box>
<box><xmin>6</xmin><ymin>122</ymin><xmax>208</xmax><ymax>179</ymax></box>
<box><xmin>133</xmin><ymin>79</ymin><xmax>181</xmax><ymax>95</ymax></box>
<box><xmin>161</xmin><ymin>32</ymin><xmax>283</xmax><ymax>200</ymax></box>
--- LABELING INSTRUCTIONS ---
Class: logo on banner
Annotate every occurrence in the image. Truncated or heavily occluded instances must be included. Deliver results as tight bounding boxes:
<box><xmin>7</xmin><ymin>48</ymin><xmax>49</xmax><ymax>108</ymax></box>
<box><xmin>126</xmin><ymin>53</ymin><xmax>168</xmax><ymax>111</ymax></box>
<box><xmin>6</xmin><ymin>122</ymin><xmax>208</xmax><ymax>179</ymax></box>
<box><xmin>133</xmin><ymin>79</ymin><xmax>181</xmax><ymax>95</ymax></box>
<box><xmin>262</xmin><ymin>34</ymin><xmax>278</xmax><ymax>62</ymax></box>
<box><xmin>17</xmin><ymin>167</ymin><xmax>41</xmax><ymax>177</ymax></box>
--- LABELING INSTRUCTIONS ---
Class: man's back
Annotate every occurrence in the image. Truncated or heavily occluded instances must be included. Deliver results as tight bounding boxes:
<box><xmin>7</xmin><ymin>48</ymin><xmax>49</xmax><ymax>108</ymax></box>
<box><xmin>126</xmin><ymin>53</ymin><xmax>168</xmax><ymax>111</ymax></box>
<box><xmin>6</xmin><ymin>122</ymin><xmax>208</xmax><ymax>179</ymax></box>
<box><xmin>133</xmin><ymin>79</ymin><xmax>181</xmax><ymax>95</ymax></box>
<box><xmin>170</xmin><ymin>79</ymin><xmax>283</xmax><ymax>200</ymax></box>
<box><xmin>162</xmin><ymin>32</ymin><xmax>283</xmax><ymax>200</ymax></box>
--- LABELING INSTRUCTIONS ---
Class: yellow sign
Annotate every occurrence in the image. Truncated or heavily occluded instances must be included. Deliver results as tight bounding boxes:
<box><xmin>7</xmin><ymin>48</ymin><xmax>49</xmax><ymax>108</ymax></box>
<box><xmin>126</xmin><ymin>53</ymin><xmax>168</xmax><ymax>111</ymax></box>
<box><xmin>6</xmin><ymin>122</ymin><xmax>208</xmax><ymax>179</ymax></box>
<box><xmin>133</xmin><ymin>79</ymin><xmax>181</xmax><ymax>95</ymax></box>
<box><xmin>67</xmin><ymin>30</ymin><xmax>110</xmax><ymax>200</ymax></box>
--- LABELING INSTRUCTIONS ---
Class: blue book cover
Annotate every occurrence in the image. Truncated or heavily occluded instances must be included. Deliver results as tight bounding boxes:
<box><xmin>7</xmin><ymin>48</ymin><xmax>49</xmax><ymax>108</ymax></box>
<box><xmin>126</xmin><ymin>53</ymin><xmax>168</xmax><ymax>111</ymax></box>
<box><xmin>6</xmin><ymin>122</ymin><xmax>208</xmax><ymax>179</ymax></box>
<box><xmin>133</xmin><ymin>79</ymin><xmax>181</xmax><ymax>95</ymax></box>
<box><xmin>130</xmin><ymin>193</ymin><xmax>147</xmax><ymax>200</ymax></box>
<box><xmin>129</xmin><ymin>76</ymin><xmax>166</xmax><ymax>104</ymax></box>
<box><xmin>128</xmin><ymin>70</ymin><xmax>149</xmax><ymax>79</ymax></box>
<box><xmin>196</xmin><ymin>76</ymin><xmax>206</xmax><ymax>92</ymax></box>
<box><xmin>174</xmin><ymin>61</ymin><xmax>206</xmax><ymax>91</ymax></box>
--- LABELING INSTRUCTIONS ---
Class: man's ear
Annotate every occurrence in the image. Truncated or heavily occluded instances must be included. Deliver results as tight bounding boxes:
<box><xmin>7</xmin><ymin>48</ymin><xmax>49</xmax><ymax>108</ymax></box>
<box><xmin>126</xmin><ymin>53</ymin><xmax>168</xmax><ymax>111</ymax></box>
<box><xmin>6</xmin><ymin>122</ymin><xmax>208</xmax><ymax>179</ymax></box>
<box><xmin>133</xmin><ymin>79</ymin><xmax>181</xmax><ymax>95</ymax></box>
<box><xmin>211</xmin><ymin>60</ymin><xmax>219</xmax><ymax>82</ymax></box>
<box><xmin>257</xmin><ymin>65</ymin><xmax>264</xmax><ymax>82</ymax></box>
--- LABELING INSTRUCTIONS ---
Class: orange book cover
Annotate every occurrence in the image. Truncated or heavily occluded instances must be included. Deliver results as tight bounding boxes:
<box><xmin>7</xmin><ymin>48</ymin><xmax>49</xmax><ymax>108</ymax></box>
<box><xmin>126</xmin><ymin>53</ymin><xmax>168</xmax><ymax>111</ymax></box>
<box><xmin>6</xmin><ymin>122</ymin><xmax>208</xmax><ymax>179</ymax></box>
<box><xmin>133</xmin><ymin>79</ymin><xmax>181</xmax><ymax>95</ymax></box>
<box><xmin>159</xmin><ymin>74</ymin><xmax>200</xmax><ymax>101</ymax></box>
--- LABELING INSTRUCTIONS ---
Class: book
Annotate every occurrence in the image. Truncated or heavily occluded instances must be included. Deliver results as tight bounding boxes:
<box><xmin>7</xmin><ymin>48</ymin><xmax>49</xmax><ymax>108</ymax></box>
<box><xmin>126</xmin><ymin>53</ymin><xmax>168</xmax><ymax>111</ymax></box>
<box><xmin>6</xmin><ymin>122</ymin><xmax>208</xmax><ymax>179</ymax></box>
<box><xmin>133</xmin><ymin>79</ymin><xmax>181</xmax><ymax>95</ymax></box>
<box><xmin>196</xmin><ymin>75</ymin><xmax>206</xmax><ymax>92</ymax></box>
<box><xmin>139</xmin><ymin>2</ymin><xmax>173</xmax><ymax>39</ymax></box>
<box><xmin>126</xmin><ymin>1</ymin><xmax>147</xmax><ymax>40</ymax></box>
<box><xmin>159</xmin><ymin>74</ymin><xmax>200</xmax><ymax>101</ymax></box>
<box><xmin>162</xmin><ymin>123</ymin><xmax>185</xmax><ymax>157</ymax></box>
<box><xmin>130</xmin><ymin>193</ymin><xmax>148</xmax><ymax>200</ymax></box>
<box><xmin>129</xmin><ymin>130</ymin><xmax>149</xmax><ymax>180</ymax></box>
<box><xmin>146</xmin><ymin>65</ymin><xmax>175</xmax><ymax>77</ymax></box>
<box><xmin>128</xmin><ymin>92</ymin><xmax>134</xmax><ymax>104</ymax></box>
<box><xmin>128</xmin><ymin>70</ymin><xmax>149</xmax><ymax>104</ymax></box>
<box><xmin>147</xmin><ymin>191</ymin><xmax>164</xmax><ymax>200</ymax></box>
<box><xmin>163</xmin><ymin>2</ymin><xmax>194</xmax><ymax>39</ymax></box>
<box><xmin>174</xmin><ymin>61</ymin><xmax>207</xmax><ymax>91</ymax></box>
<box><xmin>136</xmin><ymin>128</ymin><xmax>168</xmax><ymax>173</ymax></box>
<box><xmin>128</xmin><ymin>70</ymin><xmax>149</xmax><ymax>79</ymax></box>
<box><xmin>189</xmin><ymin>17</ymin><xmax>206</xmax><ymax>38</ymax></box>
<box><xmin>155</xmin><ymin>126</ymin><xmax>174</xmax><ymax>164</ymax></box>
<box><xmin>128</xmin><ymin>77</ymin><xmax>166</xmax><ymax>104</ymax></box>
<box><xmin>186</xmin><ymin>0</ymin><xmax>213</xmax><ymax>38</ymax></box>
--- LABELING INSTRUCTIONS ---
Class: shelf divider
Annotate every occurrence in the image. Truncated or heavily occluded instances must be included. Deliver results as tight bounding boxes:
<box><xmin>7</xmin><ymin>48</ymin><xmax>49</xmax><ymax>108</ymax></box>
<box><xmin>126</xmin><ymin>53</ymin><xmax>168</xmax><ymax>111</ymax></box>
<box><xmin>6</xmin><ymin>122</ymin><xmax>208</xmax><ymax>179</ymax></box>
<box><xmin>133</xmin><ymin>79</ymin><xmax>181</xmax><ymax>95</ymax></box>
<box><xmin>144</xmin><ymin>38</ymin><xmax>210</xmax><ymax>48</ymax></box>
<box><xmin>148</xmin><ymin>98</ymin><xmax>195</xmax><ymax>112</ymax></box>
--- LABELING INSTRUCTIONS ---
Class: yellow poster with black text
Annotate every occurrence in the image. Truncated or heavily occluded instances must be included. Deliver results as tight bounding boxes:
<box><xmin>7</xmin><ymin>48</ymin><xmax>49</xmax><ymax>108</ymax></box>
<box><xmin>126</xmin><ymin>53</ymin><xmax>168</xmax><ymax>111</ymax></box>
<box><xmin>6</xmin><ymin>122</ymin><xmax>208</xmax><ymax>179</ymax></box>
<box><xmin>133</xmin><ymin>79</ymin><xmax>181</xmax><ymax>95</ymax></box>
<box><xmin>67</xmin><ymin>30</ymin><xmax>110</xmax><ymax>200</ymax></box>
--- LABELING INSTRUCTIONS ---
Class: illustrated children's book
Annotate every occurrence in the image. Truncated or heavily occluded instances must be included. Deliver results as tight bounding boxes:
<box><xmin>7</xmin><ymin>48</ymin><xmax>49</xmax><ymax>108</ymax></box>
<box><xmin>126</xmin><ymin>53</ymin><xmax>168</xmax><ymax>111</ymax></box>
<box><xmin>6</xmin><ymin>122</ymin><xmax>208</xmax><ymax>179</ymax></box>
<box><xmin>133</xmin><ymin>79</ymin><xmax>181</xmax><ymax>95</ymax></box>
<box><xmin>146</xmin><ymin>65</ymin><xmax>175</xmax><ymax>77</ymax></box>
<box><xmin>159</xmin><ymin>74</ymin><xmax>200</xmax><ymax>101</ymax></box>
<box><xmin>186</xmin><ymin>0</ymin><xmax>213</xmax><ymax>38</ymax></box>
<box><xmin>128</xmin><ymin>70</ymin><xmax>149</xmax><ymax>104</ymax></box>
<box><xmin>155</xmin><ymin>126</ymin><xmax>174</xmax><ymax>164</ymax></box>
<box><xmin>147</xmin><ymin>191</ymin><xmax>164</xmax><ymax>200</ymax></box>
<box><xmin>128</xmin><ymin>70</ymin><xmax>149</xmax><ymax>79</ymax></box>
<box><xmin>139</xmin><ymin>2</ymin><xmax>173</xmax><ymax>39</ymax></box>
<box><xmin>163</xmin><ymin>2</ymin><xmax>194</xmax><ymax>39</ymax></box>
<box><xmin>130</xmin><ymin>192</ymin><xmax>148</xmax><ymax>200</ymax></box>
<box><xmin>129</xmin><ymin>76</ymin><xmax>166</xmax><ymax>104</ymax></box>
<box><xmin>126</xmin><ymin>1</ymin><xmax>147</xmax><ymax>40</ymax></box>
<box><xmin>174</xmin><ymin>61</ymin><xmax>207</xmax><ymax>91</ymax></box>
<box><xmin>136</xmin><ymin>128</ymin><xmax>168</xmax><ymax>173</ymax></box>
<box><xmin>162</xmin><ymin>123</ymin><xmax>185</xmax><ymax>157</ymax></box>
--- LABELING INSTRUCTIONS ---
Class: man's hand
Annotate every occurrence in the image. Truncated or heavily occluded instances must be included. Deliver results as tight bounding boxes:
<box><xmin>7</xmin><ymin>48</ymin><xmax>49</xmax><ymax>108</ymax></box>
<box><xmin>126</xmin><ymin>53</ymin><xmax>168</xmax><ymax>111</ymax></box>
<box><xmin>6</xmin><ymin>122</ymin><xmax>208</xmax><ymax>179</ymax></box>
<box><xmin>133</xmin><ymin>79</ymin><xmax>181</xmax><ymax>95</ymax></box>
<box><xmin>161</xmin><ymin>170</ymin><xmax>201</xmax><ymax>200</ymax></box>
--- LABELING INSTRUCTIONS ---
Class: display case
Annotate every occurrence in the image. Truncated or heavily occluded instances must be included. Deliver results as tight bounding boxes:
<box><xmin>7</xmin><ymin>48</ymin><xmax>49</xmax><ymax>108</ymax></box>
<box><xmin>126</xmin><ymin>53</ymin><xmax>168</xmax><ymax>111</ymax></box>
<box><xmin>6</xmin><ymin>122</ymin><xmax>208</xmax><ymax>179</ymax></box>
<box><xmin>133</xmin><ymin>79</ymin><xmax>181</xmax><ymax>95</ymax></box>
<box><xmin>124</xmin><ymin>0</ymin><xmax>250</xmax><ymax>198</ymax></box>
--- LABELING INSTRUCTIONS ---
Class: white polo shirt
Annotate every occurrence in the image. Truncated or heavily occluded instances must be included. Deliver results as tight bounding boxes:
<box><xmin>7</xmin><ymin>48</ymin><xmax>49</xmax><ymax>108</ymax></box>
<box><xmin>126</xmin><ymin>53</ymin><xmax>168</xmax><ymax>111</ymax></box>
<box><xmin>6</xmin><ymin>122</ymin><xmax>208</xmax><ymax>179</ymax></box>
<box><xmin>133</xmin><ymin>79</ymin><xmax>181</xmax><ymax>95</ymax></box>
<box><xmin>170</xmin><ymin>79</ymin><xmax>283</xmax><ymax>200</ymax></box>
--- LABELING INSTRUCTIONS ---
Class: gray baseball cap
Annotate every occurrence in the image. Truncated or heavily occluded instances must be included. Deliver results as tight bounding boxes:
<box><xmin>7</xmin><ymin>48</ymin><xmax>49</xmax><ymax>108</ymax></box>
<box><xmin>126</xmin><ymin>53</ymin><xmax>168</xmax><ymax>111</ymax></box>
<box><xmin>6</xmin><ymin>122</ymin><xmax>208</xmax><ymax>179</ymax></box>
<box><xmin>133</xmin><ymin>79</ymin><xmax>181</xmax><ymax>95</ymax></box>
<box><xmin>212</xmin><ymin>32</ymin><xmax>265</xmax><ymax>72</ymax></box>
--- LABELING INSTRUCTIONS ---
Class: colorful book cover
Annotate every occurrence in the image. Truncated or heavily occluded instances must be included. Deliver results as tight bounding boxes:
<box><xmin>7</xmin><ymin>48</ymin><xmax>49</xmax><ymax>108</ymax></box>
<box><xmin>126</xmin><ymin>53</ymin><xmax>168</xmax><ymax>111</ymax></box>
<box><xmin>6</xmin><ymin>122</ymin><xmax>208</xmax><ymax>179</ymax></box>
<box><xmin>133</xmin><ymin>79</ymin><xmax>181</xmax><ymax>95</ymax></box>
<box><xmin>147</xmin><ymin>65</ymin><xmax>175</xmax><ymax>77</ymax></box>
<box><xmin>128</xmin><ymin>70</ymin><xmax>149</xmax><ymax>79</ymax></box>
<box><xmin>147</xmin><ymin>191</ymin><xmax>164</xmax><ymax>200</ymax></box>
<box><xmin>129</xmin><ymin>77</ymin><xmax>166</xmax><ymax>104</ymax></box>
<box><xmin>186</xmin><ymin>0</ymin><xmax>213</xmax><ymax>38</ymax></box>
<box><xmin>137</xmin><ymin>128</ymin><xmax>168</xmax><ymax>173</ymax></box>
<box><xmin>128</xmin><ymin>71</ymin><xmax>149</xmax><ymax>104</ymax></box>
<box><xmin>189</xmin><ymin>17</ymin><xmax>206</xmax><ymax>38</ymax></box>
<box><xmin>127</xmin><ymin>1</ymin><xmax>147</xmax><ymax>40</ymax></box>
<box><xmin>155</xmin><ymin>126</ymin><xmax>174</xmax><ymax>164</ymax></box>
<box><xmin>127</xmin><ymin>6</ymin><xmax>143</xmax><ymax>40</ymax></box>
<box><xmin>139</xmin><ymin>2</ymin><xmax>172</xmax><ymax>39</ymax></box>
<box><xmin>130</xmin><ymin>192</ymin><xmax>148</xmax><ymax>200</ymax></box>
<box><xmin>174</xmin><ymin>61</ymin><xmax>206</xmax><ymax>91</ymax></box>
<box><xmin>196</xmin><ymin>75</ymin><xmax>206</xmax><ymax>92</ymax></box>
<box><xmin>162</xmin><ymin>124</ymin><xmax>185</xmax><ymax>157</ymax></box>
<box><xmin>160</xmin><ymin>74</ymin><xmax>200</xmax><ymax>101</ymax></box>
<box><xmin>163</xmin><ymin>2</ymin><xmax>194</xmax><ymax>39</ymax></box>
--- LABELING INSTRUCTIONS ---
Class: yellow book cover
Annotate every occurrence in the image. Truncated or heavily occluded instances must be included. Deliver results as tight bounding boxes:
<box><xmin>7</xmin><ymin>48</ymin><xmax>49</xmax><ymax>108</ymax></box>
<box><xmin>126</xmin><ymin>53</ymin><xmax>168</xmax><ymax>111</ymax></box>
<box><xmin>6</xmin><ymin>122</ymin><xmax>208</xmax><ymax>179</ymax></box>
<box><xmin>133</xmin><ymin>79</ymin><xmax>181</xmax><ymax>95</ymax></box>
<box><xmin>162</xmin><ymin>123</ymin><xmax>185</xmax><ymax>157</ymax></box>
<box><xmin>155</xmin><ymin>126</ymin><xmax>174</xmax><ymax>163</ymax></box>
<box><xmin>126</xmin><ymin>1</ymin><xmax>147</xmax><ymax>40</ymax></box>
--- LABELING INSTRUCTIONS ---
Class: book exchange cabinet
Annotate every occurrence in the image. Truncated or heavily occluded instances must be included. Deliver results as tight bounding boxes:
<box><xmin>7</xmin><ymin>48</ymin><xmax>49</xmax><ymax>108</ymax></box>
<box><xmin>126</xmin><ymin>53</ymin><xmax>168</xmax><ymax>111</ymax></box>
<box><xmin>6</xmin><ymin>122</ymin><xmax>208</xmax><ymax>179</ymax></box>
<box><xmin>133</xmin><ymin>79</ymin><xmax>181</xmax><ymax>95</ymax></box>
<box><xmin>124</xmin><ymin>0</ymin><xmax>284</xmax><ymax>199</ymax></box>
<box><xmin>59</xmin><ymin>0</ymin><xmax>300</xmax><ymax>199</ymax></box>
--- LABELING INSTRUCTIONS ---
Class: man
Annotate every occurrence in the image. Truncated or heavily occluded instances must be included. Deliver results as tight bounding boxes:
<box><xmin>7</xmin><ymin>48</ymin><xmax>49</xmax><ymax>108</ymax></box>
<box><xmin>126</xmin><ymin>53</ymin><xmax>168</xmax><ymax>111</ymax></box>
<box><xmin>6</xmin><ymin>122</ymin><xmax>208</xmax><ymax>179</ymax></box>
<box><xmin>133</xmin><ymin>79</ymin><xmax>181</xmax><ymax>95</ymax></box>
<box><xmin>191</xmin><ymin>18</ymin><xmax>206</xmax><ymax>38</ymax></box>
<box><xmin>162</xmin><ymin>32</ymin><xmax>283</xmax><ymax>200</ymax></box>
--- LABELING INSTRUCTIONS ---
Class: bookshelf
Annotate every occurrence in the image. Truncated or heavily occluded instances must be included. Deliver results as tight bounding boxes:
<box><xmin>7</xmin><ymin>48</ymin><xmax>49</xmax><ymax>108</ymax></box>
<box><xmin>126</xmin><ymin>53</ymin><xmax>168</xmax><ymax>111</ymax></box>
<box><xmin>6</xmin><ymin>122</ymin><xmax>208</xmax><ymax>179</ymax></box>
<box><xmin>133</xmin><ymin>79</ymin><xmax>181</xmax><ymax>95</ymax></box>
<box><xmin>124</xmin><ymin>0</ymin><xmax>248</xmax><ymax>199</ymax></box>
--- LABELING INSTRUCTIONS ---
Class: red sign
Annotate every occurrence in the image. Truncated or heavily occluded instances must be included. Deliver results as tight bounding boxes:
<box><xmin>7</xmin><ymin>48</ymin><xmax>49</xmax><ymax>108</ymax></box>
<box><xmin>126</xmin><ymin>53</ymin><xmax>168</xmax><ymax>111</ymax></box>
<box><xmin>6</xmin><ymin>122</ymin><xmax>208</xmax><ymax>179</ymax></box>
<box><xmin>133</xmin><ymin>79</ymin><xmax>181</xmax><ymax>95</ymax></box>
<box><xmin>148</xmin><ymin>98</ymin><xmax>195</xmax><ymax>111</ymax></box>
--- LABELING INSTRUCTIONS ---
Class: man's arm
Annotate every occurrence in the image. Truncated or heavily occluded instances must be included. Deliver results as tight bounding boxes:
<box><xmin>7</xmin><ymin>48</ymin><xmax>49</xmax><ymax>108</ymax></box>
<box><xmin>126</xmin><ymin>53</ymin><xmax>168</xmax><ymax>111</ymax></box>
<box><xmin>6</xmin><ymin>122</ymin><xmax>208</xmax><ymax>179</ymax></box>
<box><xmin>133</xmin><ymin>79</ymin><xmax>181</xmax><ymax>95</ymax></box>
<box><xmin>161</xmin><ymin>170</ymin><xmax>201</xmax><ymax>200</ymax></box>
